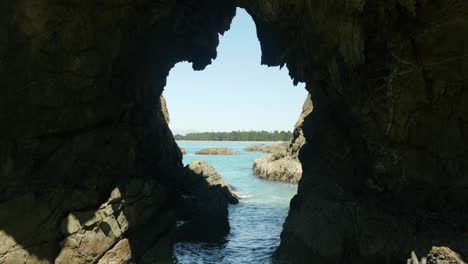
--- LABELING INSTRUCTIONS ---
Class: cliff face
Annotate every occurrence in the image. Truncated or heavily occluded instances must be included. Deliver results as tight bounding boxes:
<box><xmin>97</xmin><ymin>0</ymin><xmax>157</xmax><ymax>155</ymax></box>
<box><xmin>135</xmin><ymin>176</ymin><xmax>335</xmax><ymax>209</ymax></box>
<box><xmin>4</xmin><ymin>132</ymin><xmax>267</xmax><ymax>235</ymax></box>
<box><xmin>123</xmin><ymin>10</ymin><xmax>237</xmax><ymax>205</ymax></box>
<box><xmin>289</xmin><ymin>94</ymin><xmax>312</xmax><ymax>160</ymax></box>
<box><xmin>2</xmin><ymin>0</ymin><xmax>468</xmax><ymax>263</ymax></box>
<box><xmin>239</xmin><ymin>0</ymin><xmax>468</xmax><ymax>262</ymax></box>
<box><xmin>0</xmin><ymin>0</ymin><xmax>235</xmax><ymax>263</ymax></box>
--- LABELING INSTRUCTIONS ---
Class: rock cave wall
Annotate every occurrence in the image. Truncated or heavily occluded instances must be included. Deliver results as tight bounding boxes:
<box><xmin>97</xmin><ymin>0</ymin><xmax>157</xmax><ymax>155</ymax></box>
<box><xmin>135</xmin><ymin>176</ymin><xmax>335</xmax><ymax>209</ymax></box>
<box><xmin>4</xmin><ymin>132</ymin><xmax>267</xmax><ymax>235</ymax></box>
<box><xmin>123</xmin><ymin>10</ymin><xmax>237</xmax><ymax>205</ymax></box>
<box><xmin>239</xmin><ymin>0</ymin><xmax>468</xmax><ymax>263</ymax></box>
<box><xmin>0</xmin><ymin>0</ymin><xmax>235</xmax><ymax>263</ymax></box>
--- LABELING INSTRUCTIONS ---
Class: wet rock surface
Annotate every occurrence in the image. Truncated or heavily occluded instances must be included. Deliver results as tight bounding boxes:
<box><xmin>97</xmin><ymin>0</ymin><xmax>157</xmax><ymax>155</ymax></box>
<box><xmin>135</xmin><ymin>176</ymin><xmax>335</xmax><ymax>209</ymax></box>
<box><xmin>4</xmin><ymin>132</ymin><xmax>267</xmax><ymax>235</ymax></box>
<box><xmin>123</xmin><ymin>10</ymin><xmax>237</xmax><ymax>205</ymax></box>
<box><xmin>176</xmin><ymin>161</ymin><xmax>238</xmax><ymax>242</ymax></box>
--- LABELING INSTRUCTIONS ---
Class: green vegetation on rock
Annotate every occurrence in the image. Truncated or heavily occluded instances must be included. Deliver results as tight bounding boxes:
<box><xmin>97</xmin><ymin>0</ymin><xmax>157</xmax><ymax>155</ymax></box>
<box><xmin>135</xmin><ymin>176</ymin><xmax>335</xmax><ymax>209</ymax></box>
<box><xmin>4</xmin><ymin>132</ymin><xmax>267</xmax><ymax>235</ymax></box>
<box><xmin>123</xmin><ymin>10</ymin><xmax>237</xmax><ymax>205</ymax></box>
<box><xmin>175</xmin><ymin>131</ymin><xmax>293</xmax><ymax>141</ymax></box>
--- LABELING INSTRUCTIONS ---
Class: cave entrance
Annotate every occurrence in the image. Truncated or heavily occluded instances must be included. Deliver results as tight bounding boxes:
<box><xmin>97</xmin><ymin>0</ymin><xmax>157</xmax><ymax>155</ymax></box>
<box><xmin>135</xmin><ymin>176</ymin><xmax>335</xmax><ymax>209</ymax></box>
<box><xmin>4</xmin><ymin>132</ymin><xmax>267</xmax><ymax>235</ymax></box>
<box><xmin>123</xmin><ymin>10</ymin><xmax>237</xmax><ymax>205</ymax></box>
<box><xmin>163</xmin><ymin>8</ymin><xmax>309</xmax><ymax>263</ymax></box>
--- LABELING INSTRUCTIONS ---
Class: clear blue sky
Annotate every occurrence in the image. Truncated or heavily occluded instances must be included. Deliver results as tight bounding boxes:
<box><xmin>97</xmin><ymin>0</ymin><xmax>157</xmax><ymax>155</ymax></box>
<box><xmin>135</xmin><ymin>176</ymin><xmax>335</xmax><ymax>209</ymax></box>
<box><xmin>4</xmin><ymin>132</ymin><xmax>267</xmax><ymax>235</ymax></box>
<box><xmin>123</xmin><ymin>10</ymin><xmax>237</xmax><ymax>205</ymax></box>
<box><xmin>163</xmin><ymin>8</ymin><xmax>308</xmax><ymax>134</ymax></box>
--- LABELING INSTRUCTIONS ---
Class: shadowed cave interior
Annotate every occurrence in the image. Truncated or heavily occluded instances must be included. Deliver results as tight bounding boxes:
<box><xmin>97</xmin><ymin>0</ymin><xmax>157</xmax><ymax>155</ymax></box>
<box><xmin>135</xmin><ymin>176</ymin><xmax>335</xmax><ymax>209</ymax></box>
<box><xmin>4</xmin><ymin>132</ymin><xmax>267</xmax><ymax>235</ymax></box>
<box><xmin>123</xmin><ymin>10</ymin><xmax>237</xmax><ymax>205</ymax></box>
<box><xmin>1</xmin><ymin>0</ymin><xmax>468</xmax><ymax>263</ymax></box>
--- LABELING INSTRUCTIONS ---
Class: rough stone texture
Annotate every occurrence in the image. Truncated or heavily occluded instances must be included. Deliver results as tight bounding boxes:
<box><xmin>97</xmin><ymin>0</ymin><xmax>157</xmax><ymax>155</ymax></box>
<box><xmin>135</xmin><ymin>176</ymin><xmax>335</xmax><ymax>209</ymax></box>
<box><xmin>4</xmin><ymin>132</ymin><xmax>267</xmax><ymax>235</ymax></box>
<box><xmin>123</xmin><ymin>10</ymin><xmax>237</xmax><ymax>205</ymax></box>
<box><xmin>289</xmin><ymin>94</ymin><xmax>313</xmax><ymax>160</ymax></box>
<box><xmin>239</xmin><ymin>0</ymin><xmax>468</xmax><ymax>263</ymax></box>
<box><xmin>97</xmin><ymin>238</ymin><xmax>132</xmax><ymax>264</ymax></box>
<box><xmin>408</xmin><ymin>247</ymin><xmax>466</xmax><ymax>264</ymax></box>
<box><xmin>160</xmin><ymin>96</ymin><xmax>170</xmax><ymax>124</ymax></box>
<box><xmin>427</xmin><ymin>247</ymin><xmax>466</xmax><ymax>264</ymax></box>
<box><xmin>252</xmin><ymin>95</ymin><xmax>312</xmax><ymax>183</ymax></box>
<box><xmin>0</xmin><ymin>0</ymin><xmax>236</xmax><ymax>263</ymax></box>
<box><xmin>184</xmin><ymin>160</ymin><xmax>239</xmax><ymax>205</ymax></box>
<box><xmin>244</xmin><ymin>142</ymin><xmax>288</xmax><ymax>153</ymax></box>
<box><xmin>195</xmin><ymin>147</ymin><xmax>237</xmax><ymax>155</ymax></box>
<box><xmin>176</xmin><ymin>161</ymin><xmax>238</xmax><ymax>242</ymax></box>
<box><xmin>253</xmin><ymin>152</ymin><xmax>302</xmax><ymax>183</ymax></box>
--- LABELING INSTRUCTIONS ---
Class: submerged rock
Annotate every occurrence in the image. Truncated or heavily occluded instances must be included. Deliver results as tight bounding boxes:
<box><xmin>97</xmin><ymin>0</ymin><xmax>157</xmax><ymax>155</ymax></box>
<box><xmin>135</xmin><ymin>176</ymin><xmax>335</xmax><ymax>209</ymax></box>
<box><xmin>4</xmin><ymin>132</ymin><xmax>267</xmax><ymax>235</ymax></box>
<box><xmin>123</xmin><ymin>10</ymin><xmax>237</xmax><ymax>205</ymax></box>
<box><xmin>196</xmin><ymin>147</ymin><xmax>237</xmax><ymax>155</ymax></box>
<box><xmin>176</xmin><ymin>161</ymin><xmax>238</xmax><ymax>242</ymax></box>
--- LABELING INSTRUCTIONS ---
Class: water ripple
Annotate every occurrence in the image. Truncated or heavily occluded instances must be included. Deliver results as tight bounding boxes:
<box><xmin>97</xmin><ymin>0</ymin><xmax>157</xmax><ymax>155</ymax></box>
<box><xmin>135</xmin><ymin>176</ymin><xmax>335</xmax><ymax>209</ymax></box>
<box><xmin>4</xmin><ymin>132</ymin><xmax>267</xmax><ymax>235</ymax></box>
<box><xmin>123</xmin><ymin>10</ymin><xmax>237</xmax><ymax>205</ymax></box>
<box><xmin>175</xmin><ymin>142</ymin><xmax>297</xmax><ymax>264</ymax></box>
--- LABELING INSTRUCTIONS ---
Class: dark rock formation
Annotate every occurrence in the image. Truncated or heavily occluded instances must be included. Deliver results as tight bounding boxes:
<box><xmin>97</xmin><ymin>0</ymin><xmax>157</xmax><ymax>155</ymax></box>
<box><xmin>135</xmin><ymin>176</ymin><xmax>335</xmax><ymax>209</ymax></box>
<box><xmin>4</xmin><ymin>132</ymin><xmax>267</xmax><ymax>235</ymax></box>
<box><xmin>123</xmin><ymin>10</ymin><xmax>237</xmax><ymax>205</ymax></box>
<box><xmin>176</xmin><ymin>161</ymin><xmax>238</xmax><ymax>242</ymax></box>
<box><xmin>196</xmin><ymin>147</ymin><xmax>237</xmax><ymax>155</ymax></box>
<box><xmin>252</xmin><ymin>95</ymin><xmax>312</xmax><ymax>183</ymax></box>
<box><xmin>184</xmin><ymin>160</ymin><xmax>239</xmax><ymax>205</ymax></box>
<box><xmin>0</xmin><ymin>0</ymin><xmax>236</xmax><ymax>263</ymax></box>
<box><xmin>239</xmin><ymin>0</ymin><xmax>468</xmax><ymax>263</ymax></box>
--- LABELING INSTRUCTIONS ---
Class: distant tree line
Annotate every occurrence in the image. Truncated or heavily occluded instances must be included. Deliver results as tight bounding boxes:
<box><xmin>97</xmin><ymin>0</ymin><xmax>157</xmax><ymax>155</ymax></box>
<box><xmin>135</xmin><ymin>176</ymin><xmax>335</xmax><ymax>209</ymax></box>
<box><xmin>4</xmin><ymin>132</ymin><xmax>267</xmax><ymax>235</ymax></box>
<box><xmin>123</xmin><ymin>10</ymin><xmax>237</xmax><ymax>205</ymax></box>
<box><xmin>174</xmin><ymin>130</ymin><xmax>293</xmax><ymax>141</ymax></box>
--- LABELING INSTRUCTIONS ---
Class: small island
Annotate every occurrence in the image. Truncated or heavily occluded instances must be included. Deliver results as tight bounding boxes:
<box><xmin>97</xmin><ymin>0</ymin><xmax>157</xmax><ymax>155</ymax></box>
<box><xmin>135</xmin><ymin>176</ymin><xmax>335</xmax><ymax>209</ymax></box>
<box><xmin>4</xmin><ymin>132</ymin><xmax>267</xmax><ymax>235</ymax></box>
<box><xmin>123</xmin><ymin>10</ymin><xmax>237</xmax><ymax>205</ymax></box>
<box><xmin>196</xmin><ymin>147</ymin><xmax>237</xmax><ymax>155</ymax></box>
<box><xmin>175</xmin><ymin>130</ymin><xmax>293</xmax><ymax>141</ymax></box>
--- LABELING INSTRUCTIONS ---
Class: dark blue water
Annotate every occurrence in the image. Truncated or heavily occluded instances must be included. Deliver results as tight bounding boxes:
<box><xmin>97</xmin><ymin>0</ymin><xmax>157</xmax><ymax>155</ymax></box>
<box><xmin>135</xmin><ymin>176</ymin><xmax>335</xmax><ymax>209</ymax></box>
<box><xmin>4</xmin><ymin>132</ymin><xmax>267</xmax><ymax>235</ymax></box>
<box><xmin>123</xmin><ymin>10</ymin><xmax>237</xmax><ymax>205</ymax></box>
<box><xmin>174</xmin><ymin>141</ymin><xmax>297</xmax><ymax>264</ymax></box>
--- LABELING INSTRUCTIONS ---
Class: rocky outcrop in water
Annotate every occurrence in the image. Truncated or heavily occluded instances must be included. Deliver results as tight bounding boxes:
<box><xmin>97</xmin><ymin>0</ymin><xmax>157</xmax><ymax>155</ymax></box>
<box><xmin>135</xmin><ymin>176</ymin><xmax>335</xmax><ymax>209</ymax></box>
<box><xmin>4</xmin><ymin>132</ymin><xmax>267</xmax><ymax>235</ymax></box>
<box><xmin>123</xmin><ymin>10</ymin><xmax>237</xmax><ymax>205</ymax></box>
<box><xmin>176</xmin><ymin>161</ymin><xmax>238</xmax><ymax>242</ymax></box>
<box><xmin>252</xmin><ymin>95</ymin><xmax>312</xmax><ymax>183</ymax></box>
<box><xmin>253</xmin><ymin>151</ymin><xmax>302</xmax><ymax>183</ymax></box>
<box><xmin>196</xmin><ymin>147</ymin><xmax>237</xmax><ymax>155</ymax></box>
<box><xmin>244</xmin><ymin>142</ymin><xmax>288</xmax><ymax>153</ymax></box>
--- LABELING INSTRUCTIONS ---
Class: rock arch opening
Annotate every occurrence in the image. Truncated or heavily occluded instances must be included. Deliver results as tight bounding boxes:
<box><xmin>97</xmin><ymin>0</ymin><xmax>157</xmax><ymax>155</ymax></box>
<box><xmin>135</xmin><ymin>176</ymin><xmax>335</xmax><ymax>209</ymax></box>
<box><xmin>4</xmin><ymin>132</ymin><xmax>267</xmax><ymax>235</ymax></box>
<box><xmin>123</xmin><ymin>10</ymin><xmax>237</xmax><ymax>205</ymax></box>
<box><xmin>162</xmin><ymin>8</ymin><xmax>309</xmax><ymax>263</ymax></box>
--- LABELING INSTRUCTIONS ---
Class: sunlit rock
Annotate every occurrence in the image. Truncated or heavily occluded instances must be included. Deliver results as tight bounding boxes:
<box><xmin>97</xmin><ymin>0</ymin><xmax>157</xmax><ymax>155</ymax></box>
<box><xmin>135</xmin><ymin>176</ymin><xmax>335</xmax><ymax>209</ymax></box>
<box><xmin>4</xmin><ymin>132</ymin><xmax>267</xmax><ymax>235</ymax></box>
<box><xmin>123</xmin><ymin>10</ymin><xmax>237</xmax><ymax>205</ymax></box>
<box><xmin>195</xmin><ymin>147</ymin><xmax>237</xmax><ymax>155</ymax></box>
<box><xmin>97</xmin><ymin>239</ymin><xmax>132</xmax><ymax>264</ymax></box>
<box><xmin>252</xmin><ymin>94</ymin><xmax>312</xmax><ymax>183</ymax></box>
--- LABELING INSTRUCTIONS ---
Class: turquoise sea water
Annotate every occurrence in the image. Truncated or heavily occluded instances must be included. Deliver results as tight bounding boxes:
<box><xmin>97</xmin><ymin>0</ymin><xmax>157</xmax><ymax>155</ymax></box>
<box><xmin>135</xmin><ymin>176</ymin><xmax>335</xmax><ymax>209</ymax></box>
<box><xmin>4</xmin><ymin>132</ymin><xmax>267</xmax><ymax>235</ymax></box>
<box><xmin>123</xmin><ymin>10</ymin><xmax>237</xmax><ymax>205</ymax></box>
<box><xmin>174</xmin><ymin>141</ymin><xmax>297</xmax><ymax>264</ymax></box>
